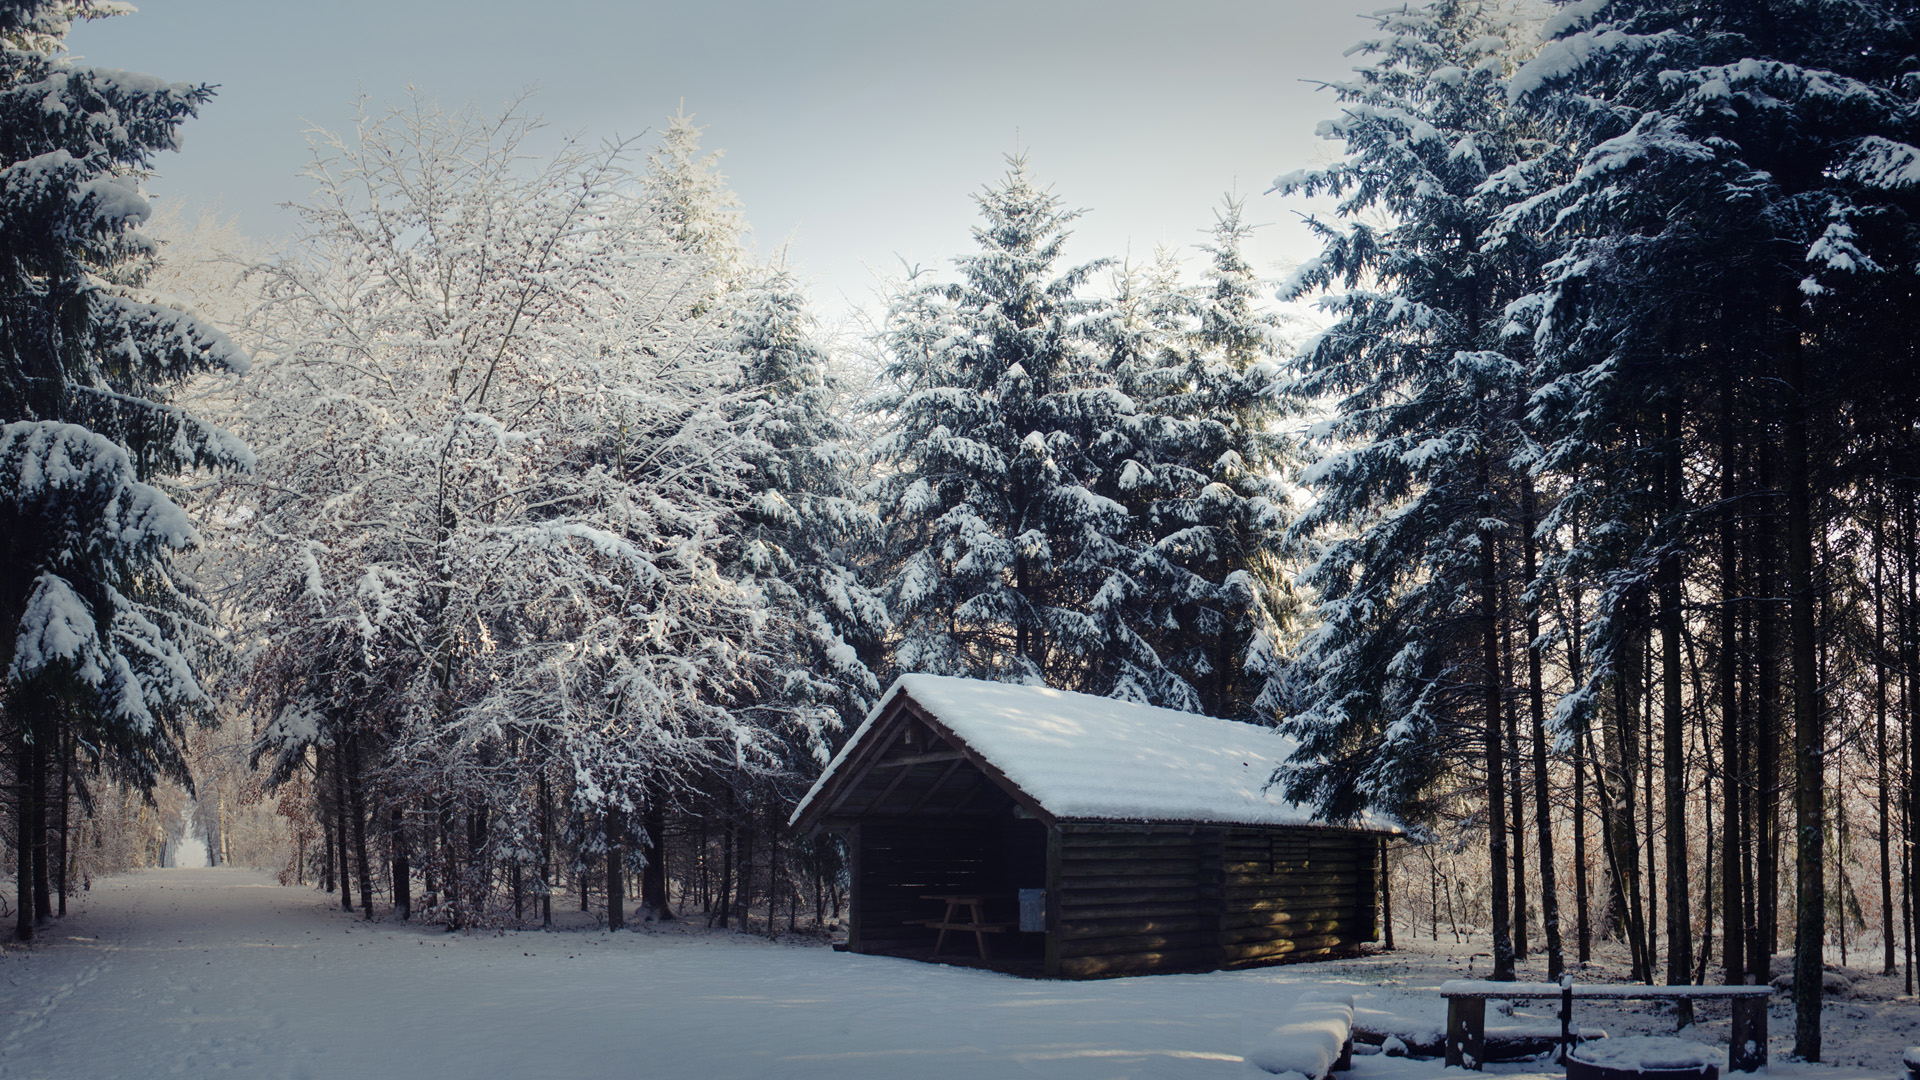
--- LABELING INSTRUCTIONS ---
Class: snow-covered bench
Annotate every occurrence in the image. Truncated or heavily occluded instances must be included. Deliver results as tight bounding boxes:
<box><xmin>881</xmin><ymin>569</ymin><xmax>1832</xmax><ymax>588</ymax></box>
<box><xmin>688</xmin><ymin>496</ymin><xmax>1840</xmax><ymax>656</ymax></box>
<box><xmin>1438</xmin><ymin>979</ymin><xmax>1769</xmax><ymax>1074</ymax></box>
<box><xmin>1249</xmin><ymin>991</ymin><xmax>1354</xmax><ymax>1079</ymax></box>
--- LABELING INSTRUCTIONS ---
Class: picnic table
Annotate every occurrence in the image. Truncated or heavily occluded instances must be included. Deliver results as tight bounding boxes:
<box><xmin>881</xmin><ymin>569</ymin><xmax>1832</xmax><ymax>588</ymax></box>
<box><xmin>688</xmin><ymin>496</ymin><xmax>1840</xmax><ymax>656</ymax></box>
<box><xmin>1438</xmin><ymin>978</ymin><xmax>1770</xmax><ymax>1074</ymax></box>
<box><xmin>914</xmin><ymin>893</ymin><xmax>1014</xmax><ymax>959</ymax></box>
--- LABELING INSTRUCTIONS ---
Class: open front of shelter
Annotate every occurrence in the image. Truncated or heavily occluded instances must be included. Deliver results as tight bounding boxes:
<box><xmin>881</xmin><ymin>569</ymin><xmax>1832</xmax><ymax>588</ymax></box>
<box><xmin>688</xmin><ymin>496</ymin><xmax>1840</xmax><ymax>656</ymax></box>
<box><xmin>791</xmin><ymin>675</ymin><xmax>1395</xmax><ymax>978</ymax></box>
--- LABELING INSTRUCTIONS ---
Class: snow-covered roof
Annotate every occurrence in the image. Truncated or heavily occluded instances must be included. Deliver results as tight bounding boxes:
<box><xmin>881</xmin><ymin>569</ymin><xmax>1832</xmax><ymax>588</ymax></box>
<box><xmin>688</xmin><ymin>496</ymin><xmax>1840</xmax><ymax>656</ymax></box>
<box><xmin>793</xmin><ymin>673</ymin><xmax>1394</xmax><ymax>831</ymax></box>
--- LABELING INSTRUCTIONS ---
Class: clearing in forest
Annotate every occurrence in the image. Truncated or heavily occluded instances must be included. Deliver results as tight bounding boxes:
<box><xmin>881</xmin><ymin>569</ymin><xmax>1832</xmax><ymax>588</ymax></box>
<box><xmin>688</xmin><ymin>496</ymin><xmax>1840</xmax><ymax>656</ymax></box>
<box><xmin>0</xmin><ymin>869</ymin><xmax>1907</xmax><ymax>1080</ymax></box>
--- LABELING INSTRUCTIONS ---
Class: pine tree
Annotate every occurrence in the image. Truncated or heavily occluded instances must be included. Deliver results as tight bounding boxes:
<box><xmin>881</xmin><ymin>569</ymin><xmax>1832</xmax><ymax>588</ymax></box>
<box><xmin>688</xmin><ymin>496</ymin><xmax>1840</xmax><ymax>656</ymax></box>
<box><xmin>872</xmin><ymin>157</ymin><xmax>1191</xmax><ymax>704</ymax></box>
<box><xmin>1275</xmin><ymin>0</ymin><xmax>1546</xmax><ymax>982</ymax></box>
<box><xmin>725</xmin><ymin>263</ymin><xmax>886</xmax><ymax>728</ymax></box>
<box><xmin>0</xmin><ymin>0</ymin><xmax>250</xmax><ymax>941</ymax></box>
<box><xmin>1509</xmin><ymin>0</ymin><xmax>1920</xmax><ymax>1046</ymax></box>
<box><xmin>1150</xmin><ymin>200</ymin><xmax>1296</xmax><ymax>720</ymax></box>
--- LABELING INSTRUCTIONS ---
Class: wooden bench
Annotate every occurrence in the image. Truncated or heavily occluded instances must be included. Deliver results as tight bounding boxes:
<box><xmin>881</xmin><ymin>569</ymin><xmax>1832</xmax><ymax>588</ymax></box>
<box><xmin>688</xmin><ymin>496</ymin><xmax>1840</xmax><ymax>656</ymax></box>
<box><xmin>1440</xmin><ymin>979</ymin><xmax>1771</xmax><ymax>1074</ymax></box>
<box><xmin>913</xmin><ymin>894</ymin><xmax>1014</xmax><ymax>959</ymax></box>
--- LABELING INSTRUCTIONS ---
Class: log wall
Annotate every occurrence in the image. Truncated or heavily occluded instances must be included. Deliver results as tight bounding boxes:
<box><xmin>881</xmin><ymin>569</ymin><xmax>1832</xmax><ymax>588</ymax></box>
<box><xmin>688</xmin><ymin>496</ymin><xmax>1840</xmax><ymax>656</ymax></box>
<box><xmin>1047</xmin><ymin>823</ymin><xmax>1378</xmax><ymax>978</ymax></box>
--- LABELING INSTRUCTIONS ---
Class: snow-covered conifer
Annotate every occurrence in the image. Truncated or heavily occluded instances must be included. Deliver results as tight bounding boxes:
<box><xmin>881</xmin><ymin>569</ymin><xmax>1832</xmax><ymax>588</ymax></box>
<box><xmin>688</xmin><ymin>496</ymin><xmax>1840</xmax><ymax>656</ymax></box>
<box><xmin>871</xmin><ymin>157</ymin><xmax>1191</xmax><ymax>705</ymax></box>
<box><xmin>1505</xmin><ymin>0</ymin><xmax>1920</xmax><ymax>1045</ymax></box>
<box><xmin>0</xmin><ymin>0</ymin><xmax>250</xmax><ymax>940</ymax></box>
<box><xmin>1122</xmin><ymin>201</ymin><xmax>1297</xmax><ymax>720</ymax></box>
<box><xmin>1274</xmin><ymin>0</ymin><xmax>1547</xmax><ymax>979</ymax></box>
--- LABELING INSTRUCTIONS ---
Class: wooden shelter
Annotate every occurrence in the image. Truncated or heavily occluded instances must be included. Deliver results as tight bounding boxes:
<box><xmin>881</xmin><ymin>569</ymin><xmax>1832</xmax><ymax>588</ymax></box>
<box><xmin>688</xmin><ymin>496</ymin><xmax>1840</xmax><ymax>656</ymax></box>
<box><xmin>790</xmin><ymin>675</ymin><xmax>1395</xmax><ymax>978</ymax></box>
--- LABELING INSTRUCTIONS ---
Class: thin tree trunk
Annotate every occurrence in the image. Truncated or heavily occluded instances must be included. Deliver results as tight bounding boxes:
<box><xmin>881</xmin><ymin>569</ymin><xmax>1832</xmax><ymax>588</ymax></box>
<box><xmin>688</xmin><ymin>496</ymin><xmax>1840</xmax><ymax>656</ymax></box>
<box><xmin>1660</xmin><ymin>405</ymin><xmax>1694</xmax><ymax>1025</ymax></box>
<box><xmin>56</xmin><ymin>727</ymin><xmax>71</xmax><ymax>917</ymax></box>
<box><xmin>1784</xmin><ymin>320</ymin><xmax>1824</xmax><ymax>1061</ymax></box>
<box><xmin>391</xmin><ymin>805</ymin><xmax>411</xmax><ymax>921</ymax></box>
<box><xmin>14</xmin><ymin>720</ymin><xmax>33</xmax><ymax>943</ymax></box>
<box><xmin>1643</xmin><ymin>631</ymin><xmax>1660</xmax><ymax>978</ymax></box>
<box><xmin>347</xmin><ymin>739</ymin><xmax>373</xmax><ymax>919</ymax></box>
<box><xmin>538</xmin><ymin>766</ymin><xmax>552</xmax><ymax>929</ymax></box>
<box><xmin>1523</xmin><ymin>476</ymin><xmax>1563</xmax><ymax>979</ymax></box>
<box><xmin>714</xmin><ymin>783</ymin><xmax>735</xmax><ymax>929</ymax></box>
<box><xmin>1755</xmin><ymin>440</ymin><xmax>1782</xmax><ymax>977</ymax></box>
<box><xmin>1878</xmin><ymin>502</ymin><xmax>1896</xmax><ymax>974</ymax></box>
<box><xmin>1567</xmin><ymin>532</ymin><xmax>1593</xmax><ymax>965</ymax></box>
<box><xmin>766</xmin><ymin>800</ymin><xmax>781</xmax><ymax>940</ymax></box>
<box><xmin>333</xmin><ymin>749</ymin><xmax>353</xmax><ymax>913</ymax></box>
<box><xmin>1588</xmin><ymin>719</ymin><xmax>1648</xmax><ymax>979</ymax></box>
<box><xmin>1479</xmin><ymin>450</ymin><xmax>1514</xmax><ymax>981</ymax></box>
<box><xmin>1721</xmin><ymin>380</ymin><xmax>1746</xmax><ymax>984</ymax></box>
<box><xmin>30</xmin><ymin>730</ymin><xmax>50</xmax><ymax>922</ymax></box>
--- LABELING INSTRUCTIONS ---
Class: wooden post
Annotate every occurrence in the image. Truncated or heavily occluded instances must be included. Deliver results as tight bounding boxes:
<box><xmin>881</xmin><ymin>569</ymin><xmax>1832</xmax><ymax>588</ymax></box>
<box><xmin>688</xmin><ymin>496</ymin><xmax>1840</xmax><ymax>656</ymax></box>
<box><xmin>1380</xmin><ymin>836</ymin><xmax>1394</xmax><ymax>949</ymax></box>
<box><xmin>1559</xmin><ymin>978</ymin><xmax>1574</xmax><ymax>1063</ymax></box>
<box><xmin>1729</xmin><ymin>994</ymin><xmax>1768</xmax><ymax>1074</ymax></box>
<box><xmin>1444</xmin><ymin>996</ymin><xmax>1485</xmax><ymax>1071</ymax></box>
<box><xmin>1043</xmin><ymin>825</ymin><xmax>1063</xmax><ymax>978</ymax></box>
<box><xmin>846</xmin><ymin>824</ymin><xmax>863</xmax><ymax>952</ymax></box>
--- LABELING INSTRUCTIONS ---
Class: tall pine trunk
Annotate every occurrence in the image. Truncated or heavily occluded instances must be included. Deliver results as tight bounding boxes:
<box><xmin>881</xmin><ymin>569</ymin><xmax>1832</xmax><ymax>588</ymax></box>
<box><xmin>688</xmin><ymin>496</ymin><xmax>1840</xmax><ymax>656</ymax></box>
<box><xmin>391</xmin><ymin>805</ymin><xmax>410</xmax><ymax>921</ymax></box>
<box><xmin>347</xmin><ymin>738</ymin><xmax>373</xmax><ymax>919</ymax></box>
<box><xmin>1721</xmin><ymin>381</ymin><xmax>1746</xmax><ymax>984</ymax></box>
<box><xmin>1754</xmin><ymin>440</ymin><xmax>1783</xmax><ymax>976</ymax></box>
<box><xmin>1523</xmin><ymin>476</ymin><xmax>1563</xmax><ymax>979</ymax></box>
<box><xmin>1660</xmin><ymin>404</ymin><xmax>1694</xmax><ymax>1024</ymax></box>
<box><xmin>13</xmin><ymin>718</ymin><xmax>33</xmax><ymax>942</ymax></box>
<box><xmin>1479</xmin><ymin>450</ymin><xmax>1514</xmax><ymax>981</ymax></box>
<box><xmin>1785</xmin><ymin>321</ymin><xmax>1824</xmax><ymax>1061</ymax></box>
<box><xmin>1878</xmin><ymin>500</ymin><xmax>1896</xmax><ymax>974</ymax></box>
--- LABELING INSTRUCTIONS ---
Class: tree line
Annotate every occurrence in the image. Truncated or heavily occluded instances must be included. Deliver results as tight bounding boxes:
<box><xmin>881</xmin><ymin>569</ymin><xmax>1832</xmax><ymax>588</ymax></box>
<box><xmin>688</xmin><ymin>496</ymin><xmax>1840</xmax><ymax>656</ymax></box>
<box><xmin>1275</xmin><ymin>0</ymin><xmax>1919</xmax><ymax>1059</ymax></box>
<box><xmin>5</xmin><ymin>0</ymin><xmax>1918</xmax><ymax>1060</ymax></box>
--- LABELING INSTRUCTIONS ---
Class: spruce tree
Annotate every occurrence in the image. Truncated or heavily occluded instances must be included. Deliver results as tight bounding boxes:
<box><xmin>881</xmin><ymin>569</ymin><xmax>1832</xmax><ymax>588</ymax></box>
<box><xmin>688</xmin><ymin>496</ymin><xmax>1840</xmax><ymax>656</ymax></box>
<box><xmin>872</xmin><ymin>157</ymin><xmax>1190</xmax><ymax>703</ymax></box>
<box><xmin>0</xmin><ymin>0</ymin><xmax>250</xmax><ymax>940</ymax></box>
<box><xmin>1275</xmin><ymin>0</ymin><xmax>1545</xmax><ymax>981</ymax></box>
<box><xmin>1509</xmin><ymin>0</ymin><xmax>1920</xmax><ymax>1048</ymax></box>
<box><xmin>1105</xmin><ymin>202</ymin><xmax>1295</xmax><ymax>720</ymax></box>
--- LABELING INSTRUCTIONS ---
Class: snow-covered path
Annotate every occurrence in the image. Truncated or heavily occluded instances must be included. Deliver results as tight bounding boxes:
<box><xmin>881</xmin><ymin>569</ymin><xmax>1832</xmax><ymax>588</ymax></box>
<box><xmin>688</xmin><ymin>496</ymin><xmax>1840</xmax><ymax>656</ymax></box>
<box><xmin>0</xmin><ymin>870</ymin><xmax>1904</xmax><ymax>1079</ymax></box>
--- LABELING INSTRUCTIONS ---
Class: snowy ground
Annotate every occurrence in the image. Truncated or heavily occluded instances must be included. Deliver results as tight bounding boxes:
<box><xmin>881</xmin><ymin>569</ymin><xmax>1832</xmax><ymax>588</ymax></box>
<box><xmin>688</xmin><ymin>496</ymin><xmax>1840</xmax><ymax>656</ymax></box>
<box><xmin>0</xmin><ymin>869</ymin><xmax>1913</xmax><ymax>1079</ymax></box>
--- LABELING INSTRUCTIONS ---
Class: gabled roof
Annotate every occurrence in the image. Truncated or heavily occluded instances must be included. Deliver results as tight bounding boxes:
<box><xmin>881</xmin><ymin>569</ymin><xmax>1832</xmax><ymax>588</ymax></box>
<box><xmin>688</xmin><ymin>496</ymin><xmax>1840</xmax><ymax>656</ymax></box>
<box><xmin>792</xmin><ymin>674</ymin><xmax>1393</xmax><ymax>832</ymax></box>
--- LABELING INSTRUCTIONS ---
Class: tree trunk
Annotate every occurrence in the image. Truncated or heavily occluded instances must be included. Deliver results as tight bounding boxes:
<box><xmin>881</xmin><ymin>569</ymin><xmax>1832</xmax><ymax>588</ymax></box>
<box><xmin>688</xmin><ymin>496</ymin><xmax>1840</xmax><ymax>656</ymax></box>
<box><xmin>1721</xmin><ymin>380</ymin><xmax>1746</xmax><ymax>984</ymax></box>
<box><xmin>736</xmin><ymin>808</ymin><xmax>756</xmax><ymax>934</ymax></box>
<box><xmin>331</xmin><ymin>752</ymin><xmax>353</xmax><ymax>913</ymax></box>
<box><xmin>1615</xmin><ymin>623</ymin><xmax>1653</xmax><ymax>982</ymax></box>
<box><xmin>1660</xmin><ymin>404</ymin><xmax>1694</xmax><ymax>1025</ymax></box>
<box><xmin>538</xmin><ymin>766</ymin><xmax>552</xmax><ymax>929</ymax></box>
<box><xmin>1878</xmin><ymin>501</ymin><xmax>1896</xmax><ymax>975</ymax></box>
<box><xmin>1523</xmin><ymin>476</ymin><xmax>1563</xmax><ymax>979</ymax></box>
<box><xmin>1643</xmin><ymin>632</ymin><xmax>1660</xmax><ymax>978</ymax></box>
<box><xmin>1784</xmin><ymin>321</ymin><xmax>1824</xmax><ymax>1061</ymax></box>
<box><xmin>391</xmin><ymin>805</ymin><xmax>411</xmax><ymax>921</ymax></box>
<box><xmin>30</xmin><ymin>730</ymin><xmax>50</xmax><ymax>922</ymax></box>
<box><xmin>347</xmin><ymin>739</ymin><xmax>374</xmax><ymax>919</ymax></box>
<box><xmin>14</xmin><ymin>720</ymin><xmax>33</xmax><ymax>943</ymax></box>
<box><xmin>713</xmin><ymin>782</ymin><xmax>735</xmax><ymax>929</ymax></box>
<box><xmin>606</xmin><ymin>807</ymin><xmax>625</xmax><ymax>931</ymax></box>
<box><xmin>56</xmin><ymin>727</ymin><xmax>71</xmax><ymax>917</ymax></box>
<box><xmin>1567</xmin><ymin>531</ymin><xmax>1593</xmax><ymax>965</ymax></box>
<box><xmin>640</xmin><ymin>796</ymin><xmax>672</xmax><ymax>921</ymax></box>
<box><xmin>1754</xmin><ymin>440</ymin><xmax>1782</xmax><ymax>977</ymax></box>
<box><xmin>1479</xmin><ymin>450</ymin><xmax>1514</xmax><ymax>981</ymax></box>
<box><xmin>766</xmin><ymin>800</ymin><xmax>781</xmax><ymax>940</ymax></box>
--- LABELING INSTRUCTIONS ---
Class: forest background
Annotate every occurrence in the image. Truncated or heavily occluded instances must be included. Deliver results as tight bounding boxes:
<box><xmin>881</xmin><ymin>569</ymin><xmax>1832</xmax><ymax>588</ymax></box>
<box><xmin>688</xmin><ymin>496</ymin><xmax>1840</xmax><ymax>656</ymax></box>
<box><xmin>3</xmin><ymin>0</ymin><xmax>1919</xmax><ymax>1066</ymax></box>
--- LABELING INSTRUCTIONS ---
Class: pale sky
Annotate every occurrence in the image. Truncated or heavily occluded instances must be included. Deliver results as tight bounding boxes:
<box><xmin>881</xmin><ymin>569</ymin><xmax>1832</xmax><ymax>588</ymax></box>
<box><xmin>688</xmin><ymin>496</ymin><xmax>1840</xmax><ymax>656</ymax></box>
<box><xmin>72</xmin><ymin>0</ymin><xmax>1388</xmax><ymax>322</ymax></box>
